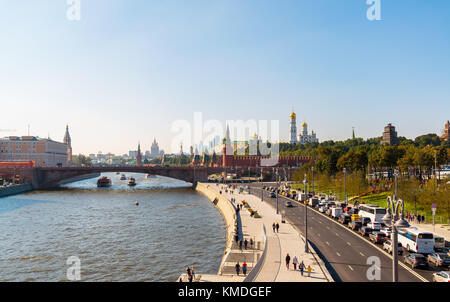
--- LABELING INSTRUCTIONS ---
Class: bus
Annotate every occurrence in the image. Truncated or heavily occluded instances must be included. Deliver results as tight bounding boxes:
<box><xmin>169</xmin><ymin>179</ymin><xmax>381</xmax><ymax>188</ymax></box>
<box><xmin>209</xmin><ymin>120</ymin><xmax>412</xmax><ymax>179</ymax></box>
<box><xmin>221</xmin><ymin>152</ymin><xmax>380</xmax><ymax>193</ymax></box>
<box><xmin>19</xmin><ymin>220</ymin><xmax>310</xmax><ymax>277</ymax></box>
<box><xmin>434</xmin><ymin>236</ymin><xmax>445</xmax><ymax>249</ymax></box>
<box><xmin>357</xmin><ymin>205</ymin><xmax>387</xmax><ymax>223</ymax></box>
<box><xmin>397</xmin><ymin>227</ymin><xmax>435</xmax><ymax>253</ymax></box>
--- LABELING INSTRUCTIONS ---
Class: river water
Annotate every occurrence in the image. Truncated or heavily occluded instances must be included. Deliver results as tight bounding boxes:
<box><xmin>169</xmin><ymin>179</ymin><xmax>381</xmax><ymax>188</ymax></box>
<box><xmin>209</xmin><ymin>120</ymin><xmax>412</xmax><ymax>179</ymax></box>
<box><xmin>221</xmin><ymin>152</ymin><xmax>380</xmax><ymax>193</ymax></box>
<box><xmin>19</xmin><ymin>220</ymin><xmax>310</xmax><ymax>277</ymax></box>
<box><xmin>0</xmin><ymin>173</ymin><xmax>226</xmax><ymax>281</ymax></box>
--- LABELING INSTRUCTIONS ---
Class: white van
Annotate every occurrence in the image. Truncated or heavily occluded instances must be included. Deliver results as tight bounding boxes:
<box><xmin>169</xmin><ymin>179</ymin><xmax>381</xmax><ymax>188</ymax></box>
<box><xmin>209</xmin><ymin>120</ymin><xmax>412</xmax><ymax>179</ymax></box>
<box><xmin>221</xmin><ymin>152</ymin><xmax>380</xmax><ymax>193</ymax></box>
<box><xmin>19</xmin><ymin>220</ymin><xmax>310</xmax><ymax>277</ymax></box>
<box><xmin>331</xmin><ymin>207</ymin><xmax>343</xmax><ymax>219</ymax></box>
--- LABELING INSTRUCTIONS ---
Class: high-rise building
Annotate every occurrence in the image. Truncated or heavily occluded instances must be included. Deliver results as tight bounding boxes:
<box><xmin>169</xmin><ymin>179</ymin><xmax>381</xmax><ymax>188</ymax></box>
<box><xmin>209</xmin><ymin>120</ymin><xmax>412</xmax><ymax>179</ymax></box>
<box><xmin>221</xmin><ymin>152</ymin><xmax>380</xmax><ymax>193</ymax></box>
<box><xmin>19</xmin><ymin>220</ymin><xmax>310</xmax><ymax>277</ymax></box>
<box><xmin>150</xmin><ymin>138</ymin><xmax>160</xmax><ymax>158</ymax></box>
<box><xmin>441</xmin><ymin>120</ymin><xmax>450</xmax><ymax>142</ymax></box>
<box><xmin>381</xmin><ymin>123</ymin><xmax>398</xmax><ymax>145</ymax></box>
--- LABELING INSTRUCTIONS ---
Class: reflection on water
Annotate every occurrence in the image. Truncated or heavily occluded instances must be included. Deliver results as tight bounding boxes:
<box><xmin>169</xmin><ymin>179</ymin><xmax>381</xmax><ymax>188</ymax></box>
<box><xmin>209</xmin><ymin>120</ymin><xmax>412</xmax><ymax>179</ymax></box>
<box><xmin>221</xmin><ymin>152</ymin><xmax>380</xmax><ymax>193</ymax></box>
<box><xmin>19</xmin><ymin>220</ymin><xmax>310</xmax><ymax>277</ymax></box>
<box><xmin>0</xmin><ymin>173</ymin><xmax>226</xmax><ymax>281</ymax></box>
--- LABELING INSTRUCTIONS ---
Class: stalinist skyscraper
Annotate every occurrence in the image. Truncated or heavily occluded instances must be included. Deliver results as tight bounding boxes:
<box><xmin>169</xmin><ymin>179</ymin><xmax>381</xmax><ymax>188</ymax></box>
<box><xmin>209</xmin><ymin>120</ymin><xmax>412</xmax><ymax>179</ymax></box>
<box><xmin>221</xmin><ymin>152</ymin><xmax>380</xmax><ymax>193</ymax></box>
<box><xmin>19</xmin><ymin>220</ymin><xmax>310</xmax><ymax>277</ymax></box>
<box><xmin>63</xmin><ymin>125</ymin><xmax>72</xmax><ymax>166</ymax></box>
<box><xmin>290</xmin><ymin>111</ymin><xmax>297</xmax><ymax>145</ymax></box>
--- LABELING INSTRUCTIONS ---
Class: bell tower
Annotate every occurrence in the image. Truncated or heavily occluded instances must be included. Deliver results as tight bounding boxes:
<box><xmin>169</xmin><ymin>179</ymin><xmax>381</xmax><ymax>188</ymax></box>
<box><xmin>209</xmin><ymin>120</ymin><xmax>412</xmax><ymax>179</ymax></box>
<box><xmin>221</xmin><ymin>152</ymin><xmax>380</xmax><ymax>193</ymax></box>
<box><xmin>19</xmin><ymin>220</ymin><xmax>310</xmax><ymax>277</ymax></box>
<box><xmin>63</xmin><ymin>124</ymin><xmax>72</xmax><ymax>166</ymax></box>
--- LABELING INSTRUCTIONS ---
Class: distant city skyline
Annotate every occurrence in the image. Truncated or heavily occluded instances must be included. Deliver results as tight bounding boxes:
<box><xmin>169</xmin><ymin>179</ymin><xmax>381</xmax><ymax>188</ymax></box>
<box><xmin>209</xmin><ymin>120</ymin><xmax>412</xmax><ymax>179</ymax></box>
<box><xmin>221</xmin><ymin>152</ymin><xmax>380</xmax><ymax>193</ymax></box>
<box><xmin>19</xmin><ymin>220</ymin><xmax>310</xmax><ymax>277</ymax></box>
<box><xmin>1</xmin><ymin>1</ymin><xmax>449</xmax><ymax>154</ymax></box>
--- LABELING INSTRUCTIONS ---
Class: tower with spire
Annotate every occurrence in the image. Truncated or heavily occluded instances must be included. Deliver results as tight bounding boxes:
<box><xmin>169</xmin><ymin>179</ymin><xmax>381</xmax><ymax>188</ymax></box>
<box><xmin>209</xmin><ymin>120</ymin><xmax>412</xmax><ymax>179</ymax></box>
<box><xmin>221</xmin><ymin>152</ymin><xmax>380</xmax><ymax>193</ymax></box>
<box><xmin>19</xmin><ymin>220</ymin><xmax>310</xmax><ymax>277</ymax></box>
<box><xmin>63</xmin><ymin>125</ymin><xmax>72</xmax><ymax>166</ymax></box>
<box><xmin>136</xmin><ymin>142</ymin><xmax>142</xmax><ymax>166</ymax></box>
<box><xmin>290</xmin><ymin>109</ymin><xmax>297</xmax><ymax>145</ymax></box>
<box><xmin>222</xmin><ymin>124</ymin><xmax>234</xmax><ymax>167</ymax></box>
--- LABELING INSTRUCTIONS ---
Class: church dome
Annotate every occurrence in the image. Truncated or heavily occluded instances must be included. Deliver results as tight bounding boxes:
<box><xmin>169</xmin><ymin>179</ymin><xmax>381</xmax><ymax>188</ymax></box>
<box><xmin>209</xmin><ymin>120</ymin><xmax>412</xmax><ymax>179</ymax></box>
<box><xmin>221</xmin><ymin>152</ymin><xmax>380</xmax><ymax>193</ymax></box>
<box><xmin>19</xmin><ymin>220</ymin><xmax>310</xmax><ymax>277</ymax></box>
<box><xmin>290</xmin><ymin>112</ymin><xmax>296</xmax><ymax>119</ymax></box>
<box><xmin>302</xmin><ymin>122</ymin><xmax>308</xmax><ymax>127</ymax></box>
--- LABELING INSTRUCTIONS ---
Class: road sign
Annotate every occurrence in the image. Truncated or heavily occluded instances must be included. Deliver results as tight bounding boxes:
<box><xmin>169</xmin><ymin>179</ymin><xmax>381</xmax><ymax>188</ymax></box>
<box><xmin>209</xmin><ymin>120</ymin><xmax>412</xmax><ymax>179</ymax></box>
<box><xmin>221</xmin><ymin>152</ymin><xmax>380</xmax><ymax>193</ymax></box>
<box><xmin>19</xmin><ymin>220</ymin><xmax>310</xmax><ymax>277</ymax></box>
<box><xmin>432</xmin><ymin>203</ymin><xmax>437</xmax><ymax>209</ymax></box>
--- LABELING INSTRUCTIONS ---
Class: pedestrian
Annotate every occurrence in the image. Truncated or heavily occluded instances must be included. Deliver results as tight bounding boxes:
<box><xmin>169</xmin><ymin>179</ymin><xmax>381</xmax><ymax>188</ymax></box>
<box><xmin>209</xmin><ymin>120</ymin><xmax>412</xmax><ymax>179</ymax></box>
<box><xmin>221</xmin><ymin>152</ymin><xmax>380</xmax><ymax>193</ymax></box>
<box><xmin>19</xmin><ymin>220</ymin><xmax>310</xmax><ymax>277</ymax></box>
<box><xmin>250</xmin><ymin>238</ymin><xmax>254</xmax><ymax>249</ymax></box>
<box><xmin>244</xmin><ymin>239</ymin><xmax>248</xmax><ymax>250</ymax></box>
<box><xmin>191</xmin><ymin>266</ymin><xmax>196</xmax><ymax>281</ymax></box>
<box><xmin>307</xmin><ymin>265</ymin><xmax>312</xmax><ymax>277</ymax></box>
<box><xmin>234</xmin><ymin>234</ymin><xmax>239</xmax><ymax>244</ymax></box>
<box><xmin>242</xmin><ymin>261</ymin><xmax>247</xmax><ymax>276</ymax></box>
<box><xmin>292</xmin><ymin>256</ymin><xmax>298</xmax><ymax>270</ymax></box>
<box><xmin>276</xmin><ymin>223</ymin><xmax>279</xmax><ymax>233</ymax></box>
<box><xmin>239</xmin><ymin>240</ymin><xmax>243</xmax><ymax>250</ymax></box>
<box><xmin>285</xmin><ymin>253</ymin><xmax>291</xmax><ymax>270</ymax></box>
<box><xmin>299</xmin><ymin>261</ymin><xmax>305</xmax><ymax>276</ymax></box>
<box><xmin>272</xmin><ymin>223</ymin><xmax>276</xmax><ymax>232</ymax></box>
<box><xmin>235</xmin><ymin>262</ymin><xmax>241</xmax><ymax>276</ymax></box>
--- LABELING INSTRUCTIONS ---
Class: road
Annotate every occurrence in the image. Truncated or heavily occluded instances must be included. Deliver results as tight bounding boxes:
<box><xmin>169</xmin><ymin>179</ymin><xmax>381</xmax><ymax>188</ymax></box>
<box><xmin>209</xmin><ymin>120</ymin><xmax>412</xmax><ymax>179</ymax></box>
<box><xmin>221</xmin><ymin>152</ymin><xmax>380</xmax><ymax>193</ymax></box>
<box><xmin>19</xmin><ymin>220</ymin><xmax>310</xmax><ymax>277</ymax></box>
<box><xmin>246</xmin><ymin>182</ymin><xmax>442</xmax><ymax>282</ymax></box>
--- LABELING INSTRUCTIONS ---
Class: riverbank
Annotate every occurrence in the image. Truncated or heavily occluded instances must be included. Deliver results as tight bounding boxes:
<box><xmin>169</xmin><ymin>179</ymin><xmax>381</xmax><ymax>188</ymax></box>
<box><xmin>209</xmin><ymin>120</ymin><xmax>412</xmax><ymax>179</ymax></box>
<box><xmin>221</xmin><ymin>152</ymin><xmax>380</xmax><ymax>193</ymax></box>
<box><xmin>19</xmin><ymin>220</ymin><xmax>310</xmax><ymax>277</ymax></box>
<box><xmin>0</xmin><ymin>184</ymin><xmax>33</xmax><ymax>198</ymax></box>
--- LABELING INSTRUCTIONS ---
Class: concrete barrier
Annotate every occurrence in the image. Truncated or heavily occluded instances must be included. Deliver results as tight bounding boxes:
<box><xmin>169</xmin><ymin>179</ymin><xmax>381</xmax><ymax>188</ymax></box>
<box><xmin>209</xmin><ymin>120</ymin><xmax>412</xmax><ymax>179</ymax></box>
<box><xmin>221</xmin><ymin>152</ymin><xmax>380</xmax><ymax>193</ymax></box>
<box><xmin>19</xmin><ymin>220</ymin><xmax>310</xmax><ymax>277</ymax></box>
<box><xmin>195</xmin><ymin>182</ymin><xmax>237</xmax><ymax>274</ymax></box>
<box><xmin>0</xmin><ymin>184</ymin><xmax>33</xmax><ymax>198</ymax></box>
<box><xmin>243</xmin><ymin>225</ymin><xmax>267</xmax><ymax>282</ymax></box>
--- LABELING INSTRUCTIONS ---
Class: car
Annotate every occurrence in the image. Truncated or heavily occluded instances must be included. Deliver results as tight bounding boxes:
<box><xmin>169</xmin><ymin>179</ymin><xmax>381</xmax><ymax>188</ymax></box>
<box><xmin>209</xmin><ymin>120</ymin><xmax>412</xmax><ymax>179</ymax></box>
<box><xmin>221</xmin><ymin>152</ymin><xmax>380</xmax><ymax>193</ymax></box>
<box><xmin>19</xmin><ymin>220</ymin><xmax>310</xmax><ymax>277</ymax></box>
<box><xmin>427</xmin><ymin>253</ymin><xmax>450</xmax><ymax>267</ymax></box>
<box><xmin>361</xmin><ymin>217</ymin><xmax>371</xmax><ymax>226</ymax></box>
<box><xmin>435</xmin><ymin>247</ymin><xmax>450</xmax><ymax>257</ymax></box>
<box><xmin>326</xmin><ymin>208</ymin><xmax>333</xmax><ymax>216</ymax></box>
<box><xmin>285</xmin><ymin>201</ymin><xmax>293</xmax><ymax>208</ymax></box>
<box><xmin>367</xmin><ymin>222</ymin><xmax>381</xmax><ymax>231</ymax></box>
<box><xmin>348</xmin><ymin>220</ymin><xmax>362</xmax><ymax>231</ymax></box>
<box><xmin>270</xmin><ymin>192</ymin><xmax>276</xmax><ymax>198</ymax></box>
<box><xmin>383</xmin><ymin>240</ymin><xmax>403</xmax><ymax>255</ymax></box>
<box><xmin>351</xmin><ymin>214</ymin><xmax>361</xmax><ymax>221</ymax></box>
<box><xmin>369</xmin><ymin>232</ymin><xmax>387</xmax><ymax>244</ymax></box>
<box><xmin>404</xmin><ymin>253</ymin><xmax>428</xmax><ymax>269</ymax></box>
<box><xmin>319</xmin><ymin>206</ymin><xmax>326</xmax><ymax>213</ymax></box>
<box><xmin>380</xmin><ymin>227</ymin><xmax>392</xmax><ymax>237</ymax></box>
<box><xmin>359</xmin><ymin>226</ymin><xmax>373</xmax><ymax>237</ymax></box>
<box><xmin>338</xmin><ymin>214</ymin><xmax>352</xmax><ymax>224</ymax></box>
<box><xmin>432</xmin><ymin>271</ymin><xmax>450</xmax><ymax>282</ymax></box>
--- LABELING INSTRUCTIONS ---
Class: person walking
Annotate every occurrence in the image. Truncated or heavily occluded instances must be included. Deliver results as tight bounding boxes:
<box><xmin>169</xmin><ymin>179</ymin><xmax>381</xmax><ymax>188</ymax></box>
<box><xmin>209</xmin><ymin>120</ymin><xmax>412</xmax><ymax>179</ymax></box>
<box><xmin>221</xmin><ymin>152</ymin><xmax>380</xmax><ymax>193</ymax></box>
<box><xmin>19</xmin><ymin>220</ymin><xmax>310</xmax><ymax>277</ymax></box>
<box><xmin>239</xmin><ymin>240</ymin><xmax>243</xmax><ymax>250</ymax></box>
<box><xmin>285</xmin><ymin>253</ymin><xmax>291</xmax><ymax>270</ymax></box>
<box><xmin>299</xmin><ymin>261</ymin><xmax>305</xmax><ymax>276</ymax></box>
<box><xmin>242</xmin><ymin>261</ymin><xmax>247</xmax><ymax>276</ymax></box>
<box><xmin>235</xmin><ymin>262</ymin><xmax>241</xmax><ymax>276</ymax></box>
<box><xmin>244</xmin><ymin>239</ymin><xmax>248</xmax><ymax>250</ymax></box>
<box><xmin>276</xmin><ymin>223</ymin><xmax>279</xmax><ymax>233</ymax></box>
<box><xmin>234</xmin><ymin>234</ymin><xmax>239</xmax><ymax>244</ymax></box>
<box><xmin>307</xmin><ymin>265</ymin><xmax>312</xmax><ymax>277</ymax></box>
<box><xmin>191</xmin><ymin>266</ymin><xmax>196</xmax><ymax>281</ymax></box>
<box><xmin>272</xmin><ymin>223</ymin><xmax>276</xmax><ymax>232</ymax></box>
<box><xmin>292</xmin><ymin>256</ymin><xmax>298</xmax><ymax>270</ymax></box>
<box><xmin>250</xmin><ymin>238</ymin><xmax>254</xmax><ymax>249</ymax></box>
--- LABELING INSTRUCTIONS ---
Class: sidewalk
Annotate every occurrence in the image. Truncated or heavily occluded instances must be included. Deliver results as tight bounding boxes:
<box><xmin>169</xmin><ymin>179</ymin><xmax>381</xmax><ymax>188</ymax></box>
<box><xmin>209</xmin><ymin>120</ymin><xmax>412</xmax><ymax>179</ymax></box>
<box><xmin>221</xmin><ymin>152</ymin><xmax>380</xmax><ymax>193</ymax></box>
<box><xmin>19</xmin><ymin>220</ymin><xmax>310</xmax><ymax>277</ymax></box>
<box><xmin>209</xmin><ymin>184</ymin><xmax>330</xmax><ymax>282</ymax></box>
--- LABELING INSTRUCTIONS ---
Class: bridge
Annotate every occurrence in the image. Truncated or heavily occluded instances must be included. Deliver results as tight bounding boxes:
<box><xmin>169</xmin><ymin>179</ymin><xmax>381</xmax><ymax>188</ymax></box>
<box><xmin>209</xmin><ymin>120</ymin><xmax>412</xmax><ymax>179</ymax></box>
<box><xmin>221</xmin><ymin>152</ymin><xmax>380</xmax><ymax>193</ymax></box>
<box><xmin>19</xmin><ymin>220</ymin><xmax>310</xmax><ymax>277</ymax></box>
<box><xmin>0</xmin><ymin>165</ymin><xmax>296</xmax><ymax>189</ymax></box>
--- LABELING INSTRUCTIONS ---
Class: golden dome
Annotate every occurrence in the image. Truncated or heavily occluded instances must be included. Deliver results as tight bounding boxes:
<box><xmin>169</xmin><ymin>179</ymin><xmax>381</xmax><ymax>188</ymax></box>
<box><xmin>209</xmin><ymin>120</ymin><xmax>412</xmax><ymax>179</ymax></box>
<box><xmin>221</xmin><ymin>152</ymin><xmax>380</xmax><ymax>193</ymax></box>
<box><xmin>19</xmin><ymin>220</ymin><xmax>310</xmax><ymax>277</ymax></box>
<box><xmin>290</xmin><ymin>112</ymin><xmax>296</xmax><ymax>119</ymax></box>
<box><xmin>302</xmin><ymin>122</ymin><xmax>308</xmax><ymax>127</ymax></box>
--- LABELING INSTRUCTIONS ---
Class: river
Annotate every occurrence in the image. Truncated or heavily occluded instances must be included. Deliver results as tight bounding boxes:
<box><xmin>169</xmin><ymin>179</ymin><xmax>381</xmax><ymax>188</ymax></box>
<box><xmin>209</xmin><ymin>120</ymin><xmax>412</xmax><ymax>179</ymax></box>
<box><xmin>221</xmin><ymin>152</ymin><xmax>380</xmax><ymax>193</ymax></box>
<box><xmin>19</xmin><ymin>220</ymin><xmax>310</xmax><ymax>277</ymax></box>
<box><xmin>0</xmin><ymin>173</ymin><xmax>226</xmax><ymax>281</ymax></box>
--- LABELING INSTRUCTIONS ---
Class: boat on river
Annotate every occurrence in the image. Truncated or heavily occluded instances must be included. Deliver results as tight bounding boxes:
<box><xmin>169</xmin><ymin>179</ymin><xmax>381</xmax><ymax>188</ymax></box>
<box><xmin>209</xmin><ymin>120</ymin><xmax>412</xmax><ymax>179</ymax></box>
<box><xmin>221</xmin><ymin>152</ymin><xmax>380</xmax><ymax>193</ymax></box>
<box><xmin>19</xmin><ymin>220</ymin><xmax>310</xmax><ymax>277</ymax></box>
<box><xmin>97</xmin><ymin>177</ymin><xmax>112</xmax><ymax>187</ymax></box>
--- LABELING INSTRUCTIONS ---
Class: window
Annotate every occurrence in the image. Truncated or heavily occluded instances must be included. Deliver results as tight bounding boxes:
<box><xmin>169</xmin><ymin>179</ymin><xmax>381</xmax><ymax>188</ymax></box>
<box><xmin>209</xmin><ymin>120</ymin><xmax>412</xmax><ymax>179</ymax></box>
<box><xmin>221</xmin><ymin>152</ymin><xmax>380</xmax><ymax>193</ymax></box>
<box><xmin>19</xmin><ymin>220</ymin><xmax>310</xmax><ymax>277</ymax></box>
<box><xmin>418</xmin><ymin>233</ymin><xmax>433</xmax><ymax>239</ymax></box>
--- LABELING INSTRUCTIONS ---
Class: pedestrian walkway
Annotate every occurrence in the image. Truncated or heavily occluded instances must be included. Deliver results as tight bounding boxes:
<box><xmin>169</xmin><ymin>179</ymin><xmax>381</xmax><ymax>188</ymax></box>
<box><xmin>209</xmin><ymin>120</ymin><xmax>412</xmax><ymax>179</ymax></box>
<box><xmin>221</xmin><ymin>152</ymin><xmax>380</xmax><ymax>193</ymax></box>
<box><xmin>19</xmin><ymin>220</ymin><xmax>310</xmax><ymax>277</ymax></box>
<box><xmin>209</xmin><ymin>184</ymin><xmax>330</xmax><ymax>282</ymax></box>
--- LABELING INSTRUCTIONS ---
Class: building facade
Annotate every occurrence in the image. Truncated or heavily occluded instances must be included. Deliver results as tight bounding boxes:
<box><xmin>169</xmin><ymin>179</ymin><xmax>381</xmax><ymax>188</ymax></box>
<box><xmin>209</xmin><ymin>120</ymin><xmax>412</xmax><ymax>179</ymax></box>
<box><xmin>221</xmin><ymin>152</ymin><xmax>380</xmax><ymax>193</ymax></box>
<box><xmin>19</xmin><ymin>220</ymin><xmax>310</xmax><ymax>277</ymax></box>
<box><xmin>381</xmin><ymin>123</ymin><xmax>398</xmax><ymax>145</ymax></box>
<box><xmin>150</xmin><ymin>138</ymin><xmax>160</xmax><ymax>158</ymax></box>
<box><xmin>0</xmin><ymin>136</ymin><xmax>68</xmax><ymax>167</ymax></box>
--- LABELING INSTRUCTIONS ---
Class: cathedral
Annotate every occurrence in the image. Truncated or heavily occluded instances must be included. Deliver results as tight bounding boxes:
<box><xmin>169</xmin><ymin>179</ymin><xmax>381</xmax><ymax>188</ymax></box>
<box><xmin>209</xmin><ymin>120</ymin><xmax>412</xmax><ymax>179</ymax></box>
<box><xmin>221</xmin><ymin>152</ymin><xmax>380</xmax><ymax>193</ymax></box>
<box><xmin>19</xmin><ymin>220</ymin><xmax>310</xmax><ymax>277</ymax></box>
<box><xmin>289</xmin><ymin>111</ymin><xmax>319</xmax><ymax>145</ymax></box>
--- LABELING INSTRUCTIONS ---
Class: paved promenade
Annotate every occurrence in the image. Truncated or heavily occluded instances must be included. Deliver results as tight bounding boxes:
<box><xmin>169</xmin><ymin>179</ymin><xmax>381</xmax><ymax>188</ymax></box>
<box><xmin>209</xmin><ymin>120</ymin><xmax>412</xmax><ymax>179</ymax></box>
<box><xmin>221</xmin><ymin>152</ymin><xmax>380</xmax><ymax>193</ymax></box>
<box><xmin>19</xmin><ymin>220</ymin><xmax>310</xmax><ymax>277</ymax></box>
<box><xmin>201</xmin><ymin>183</ymin><xmax>330</xmax><ymax>282</ymax></box>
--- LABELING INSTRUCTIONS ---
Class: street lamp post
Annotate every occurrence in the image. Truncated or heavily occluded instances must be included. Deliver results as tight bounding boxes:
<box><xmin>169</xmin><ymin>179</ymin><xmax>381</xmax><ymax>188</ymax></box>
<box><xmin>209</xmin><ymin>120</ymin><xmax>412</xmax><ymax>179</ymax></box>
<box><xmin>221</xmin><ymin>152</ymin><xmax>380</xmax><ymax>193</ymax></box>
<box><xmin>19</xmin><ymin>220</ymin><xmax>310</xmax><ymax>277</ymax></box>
<box><xmin>304</xmin><ymin>173</ymin><xmax>309</xmax><ymax>253</ymax></box>
<box><xmin>311</xmin><ymin>167</ymin><xmax>315</xmax><ymax>195</ymax></box>
<box><xmin>343</xmin><ymin>168</ymin><xmax>347</xmax><ymax>203</ymax></box>
<box><xmin>276</xmin><ymin>168</ymin><xmax>279</xmax><ymax>214</ymax></box>
<box><xmin>382</xmin><ymin>170</ymin><xmax>409</xmax><ymax>282</ymax></box>
<box><xmin>260</xmin><ymin>167</ymin><xmax>263</xmax><ymax>202</ymax></box>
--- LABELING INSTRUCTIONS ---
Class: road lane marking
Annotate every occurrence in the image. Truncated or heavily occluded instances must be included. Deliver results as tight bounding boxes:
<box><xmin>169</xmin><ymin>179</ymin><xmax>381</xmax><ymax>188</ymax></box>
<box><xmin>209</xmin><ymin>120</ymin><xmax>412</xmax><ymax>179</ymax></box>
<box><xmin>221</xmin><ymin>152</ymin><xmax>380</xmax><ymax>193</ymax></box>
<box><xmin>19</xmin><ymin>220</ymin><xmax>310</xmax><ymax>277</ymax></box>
<box><xmin>326</xmin><ymin>226</ymin><xmax>330</xmax><ymax>230</ymax></box>
<box><xmin>347</xmin><ymin>242</ymin><xmax>351</xmax><ymax>246</ymax></box>
<box><xmin>318</xmin><ymin>221</ymin><xmax>322</xmax><ymax>224</ymax></box>
<box><xmin>348</xmin><ymin>265</ymin><xmax>354</xmax><ymax>271</ymax></box>
<box><xmin>336</xmin><ymin>232</ymin><xmax>340</xmax><ymax>237</ymax></box>
<box><xmin>317</xmin><ymin>233</ymin><xmax>321</xmax><ymax>237</ymax></box>
<box><xmin>336</xmin><ymin>252</ymin><xmax>341</xmax><ymax>257</ymax></box>
<box><xmin>360</xmin><ymin>252</ymin><xmax>365</xmax><ymax>257</ymax></box>
<box><xmin>326</xmin><ymin>241</ymin><xmax>330</xmax><ymax>246</ymax></box>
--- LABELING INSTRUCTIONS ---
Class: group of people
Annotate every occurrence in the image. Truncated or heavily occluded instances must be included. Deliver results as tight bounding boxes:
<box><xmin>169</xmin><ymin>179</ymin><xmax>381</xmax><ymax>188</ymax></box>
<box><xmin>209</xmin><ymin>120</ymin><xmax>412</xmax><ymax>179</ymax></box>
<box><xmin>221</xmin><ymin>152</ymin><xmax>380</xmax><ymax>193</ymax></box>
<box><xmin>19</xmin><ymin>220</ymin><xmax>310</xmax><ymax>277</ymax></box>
<box><xmin>272</xmin><ymin>222</ymin><xmax>280</xmax><ymax>233</ymax></box>
<box><xmin>180</xmin><ymin>265</ymin><xmax>196</xmax><ymax>282</ymax></box>
<box><xmin>234</xmin><ymin>233</ymin><xmax>253</xmax><ymax>250</ymax></box>
<box><xmin>285</xmin><ymin>253</ymin><xmax>313</xmax><ymax>277</ymax></box>
<box><xmin>235</xmin><ymin>261</ymin><xmax>248</xmax><ymax>276</ymax></box>
<box><xmin>407</xmin><ymin>212</ymin><xmax>426</xmax><ymax>223</ymax></box>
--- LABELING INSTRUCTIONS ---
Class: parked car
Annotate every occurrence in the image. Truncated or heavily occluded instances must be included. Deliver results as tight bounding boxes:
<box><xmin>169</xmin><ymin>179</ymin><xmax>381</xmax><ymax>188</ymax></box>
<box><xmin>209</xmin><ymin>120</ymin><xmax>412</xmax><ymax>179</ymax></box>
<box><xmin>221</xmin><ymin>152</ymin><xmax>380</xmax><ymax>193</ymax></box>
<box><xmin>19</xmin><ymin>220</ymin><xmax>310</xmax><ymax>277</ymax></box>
<box><xmin>331</xmin><ymin>207</ymin><xmax>343</xmax><ymax>219</ymax></box>
<box><xmin>348</xmin><ymin>220</ymin><xmax>362</xmax><ymax>231</ymax></box>
<box><xmin>351</xmin><ymin>214</ymin><xmax>361</xmax><ymax>221</ymax></box>
<box><xmin>270</xmin><ymin>192</ymin><xmax>276</xmax><ymax>198</ymax></box>
<box><xmin>369</xmin><ymin>232</ymin><xmax>387</xmax><ymax>244</ymax></box>
<box><xmin>432</xmin><ymin>271</ymin><xmax>450</xmax><ymax>282</ymax></box>
<box><xmin>383</xmin><ymin>240</ymin><xmax>403</xmax><ymax>255</ymax></box>
<box><xmin>319</xmin><ymin>206</ymin><xmax>326</xmax><ymax>213</ymax></box>
<box><xmin>404</xmin><ymin>253</ymin><xmax>428</xmax><ymax>269</ymax></box>
<box><xmin>338</xmin><ymin>214</ymin><xmax>352</xmax><ymax>225</ymax></box>
<box><xmin>359</xmin><ymin>226</ymin><xmax>373</xmax><ymax>237</ymax></box>
<box><xmin>367</xmin><ymin>222</ymin><xmax>382</xmax><ymax>231</ymax></box>
<box><xmin>326</xmin><ymin>208</ymin><xmax>333</xmax><ymax>216</ymax></box>
<box><xmin>427</xmin><ymin>253</ymin><xmax>450</xmax><ymax>267</ymax></box>
<box><xmin>285</xmin><ymin>201</ymin><xmax>293</xmax><ymax>208</ymax></box>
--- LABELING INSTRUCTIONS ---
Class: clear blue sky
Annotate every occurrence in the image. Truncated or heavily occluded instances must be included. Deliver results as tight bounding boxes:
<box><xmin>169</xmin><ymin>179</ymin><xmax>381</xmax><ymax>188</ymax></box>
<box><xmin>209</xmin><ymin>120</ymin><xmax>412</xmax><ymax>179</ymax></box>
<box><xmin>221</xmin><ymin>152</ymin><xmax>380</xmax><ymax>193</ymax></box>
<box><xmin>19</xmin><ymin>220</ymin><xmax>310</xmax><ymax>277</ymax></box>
<box><xmin>1</xmin><ymin>0</ymin><xmax>449</xmax><ymax>154</ymax></box>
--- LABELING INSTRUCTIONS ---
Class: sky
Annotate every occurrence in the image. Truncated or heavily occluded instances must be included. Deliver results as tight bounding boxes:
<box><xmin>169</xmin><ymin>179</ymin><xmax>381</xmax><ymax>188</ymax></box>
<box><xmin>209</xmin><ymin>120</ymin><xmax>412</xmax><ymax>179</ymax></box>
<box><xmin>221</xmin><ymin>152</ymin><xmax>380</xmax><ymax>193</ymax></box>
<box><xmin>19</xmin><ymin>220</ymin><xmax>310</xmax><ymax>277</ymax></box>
<box><xmin>0</xmin><ymin>0</ymin><xmax>449</xmax><ymax>155</ymax></box>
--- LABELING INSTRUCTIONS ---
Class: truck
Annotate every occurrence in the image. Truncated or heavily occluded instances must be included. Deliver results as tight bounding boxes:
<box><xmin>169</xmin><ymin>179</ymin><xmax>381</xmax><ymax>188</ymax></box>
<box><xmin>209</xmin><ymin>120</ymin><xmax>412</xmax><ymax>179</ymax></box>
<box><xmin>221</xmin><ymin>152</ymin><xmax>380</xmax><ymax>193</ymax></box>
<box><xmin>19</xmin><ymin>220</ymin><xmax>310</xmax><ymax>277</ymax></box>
<box><xmin>308</xmin><ymin>197</ymin><xmax>320</xmax><ymax>207</ymax></box>
<box><xmin>331</xmin><ymin>207</ymin><xmax>343</xmax><ymax>219</ymax></box>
